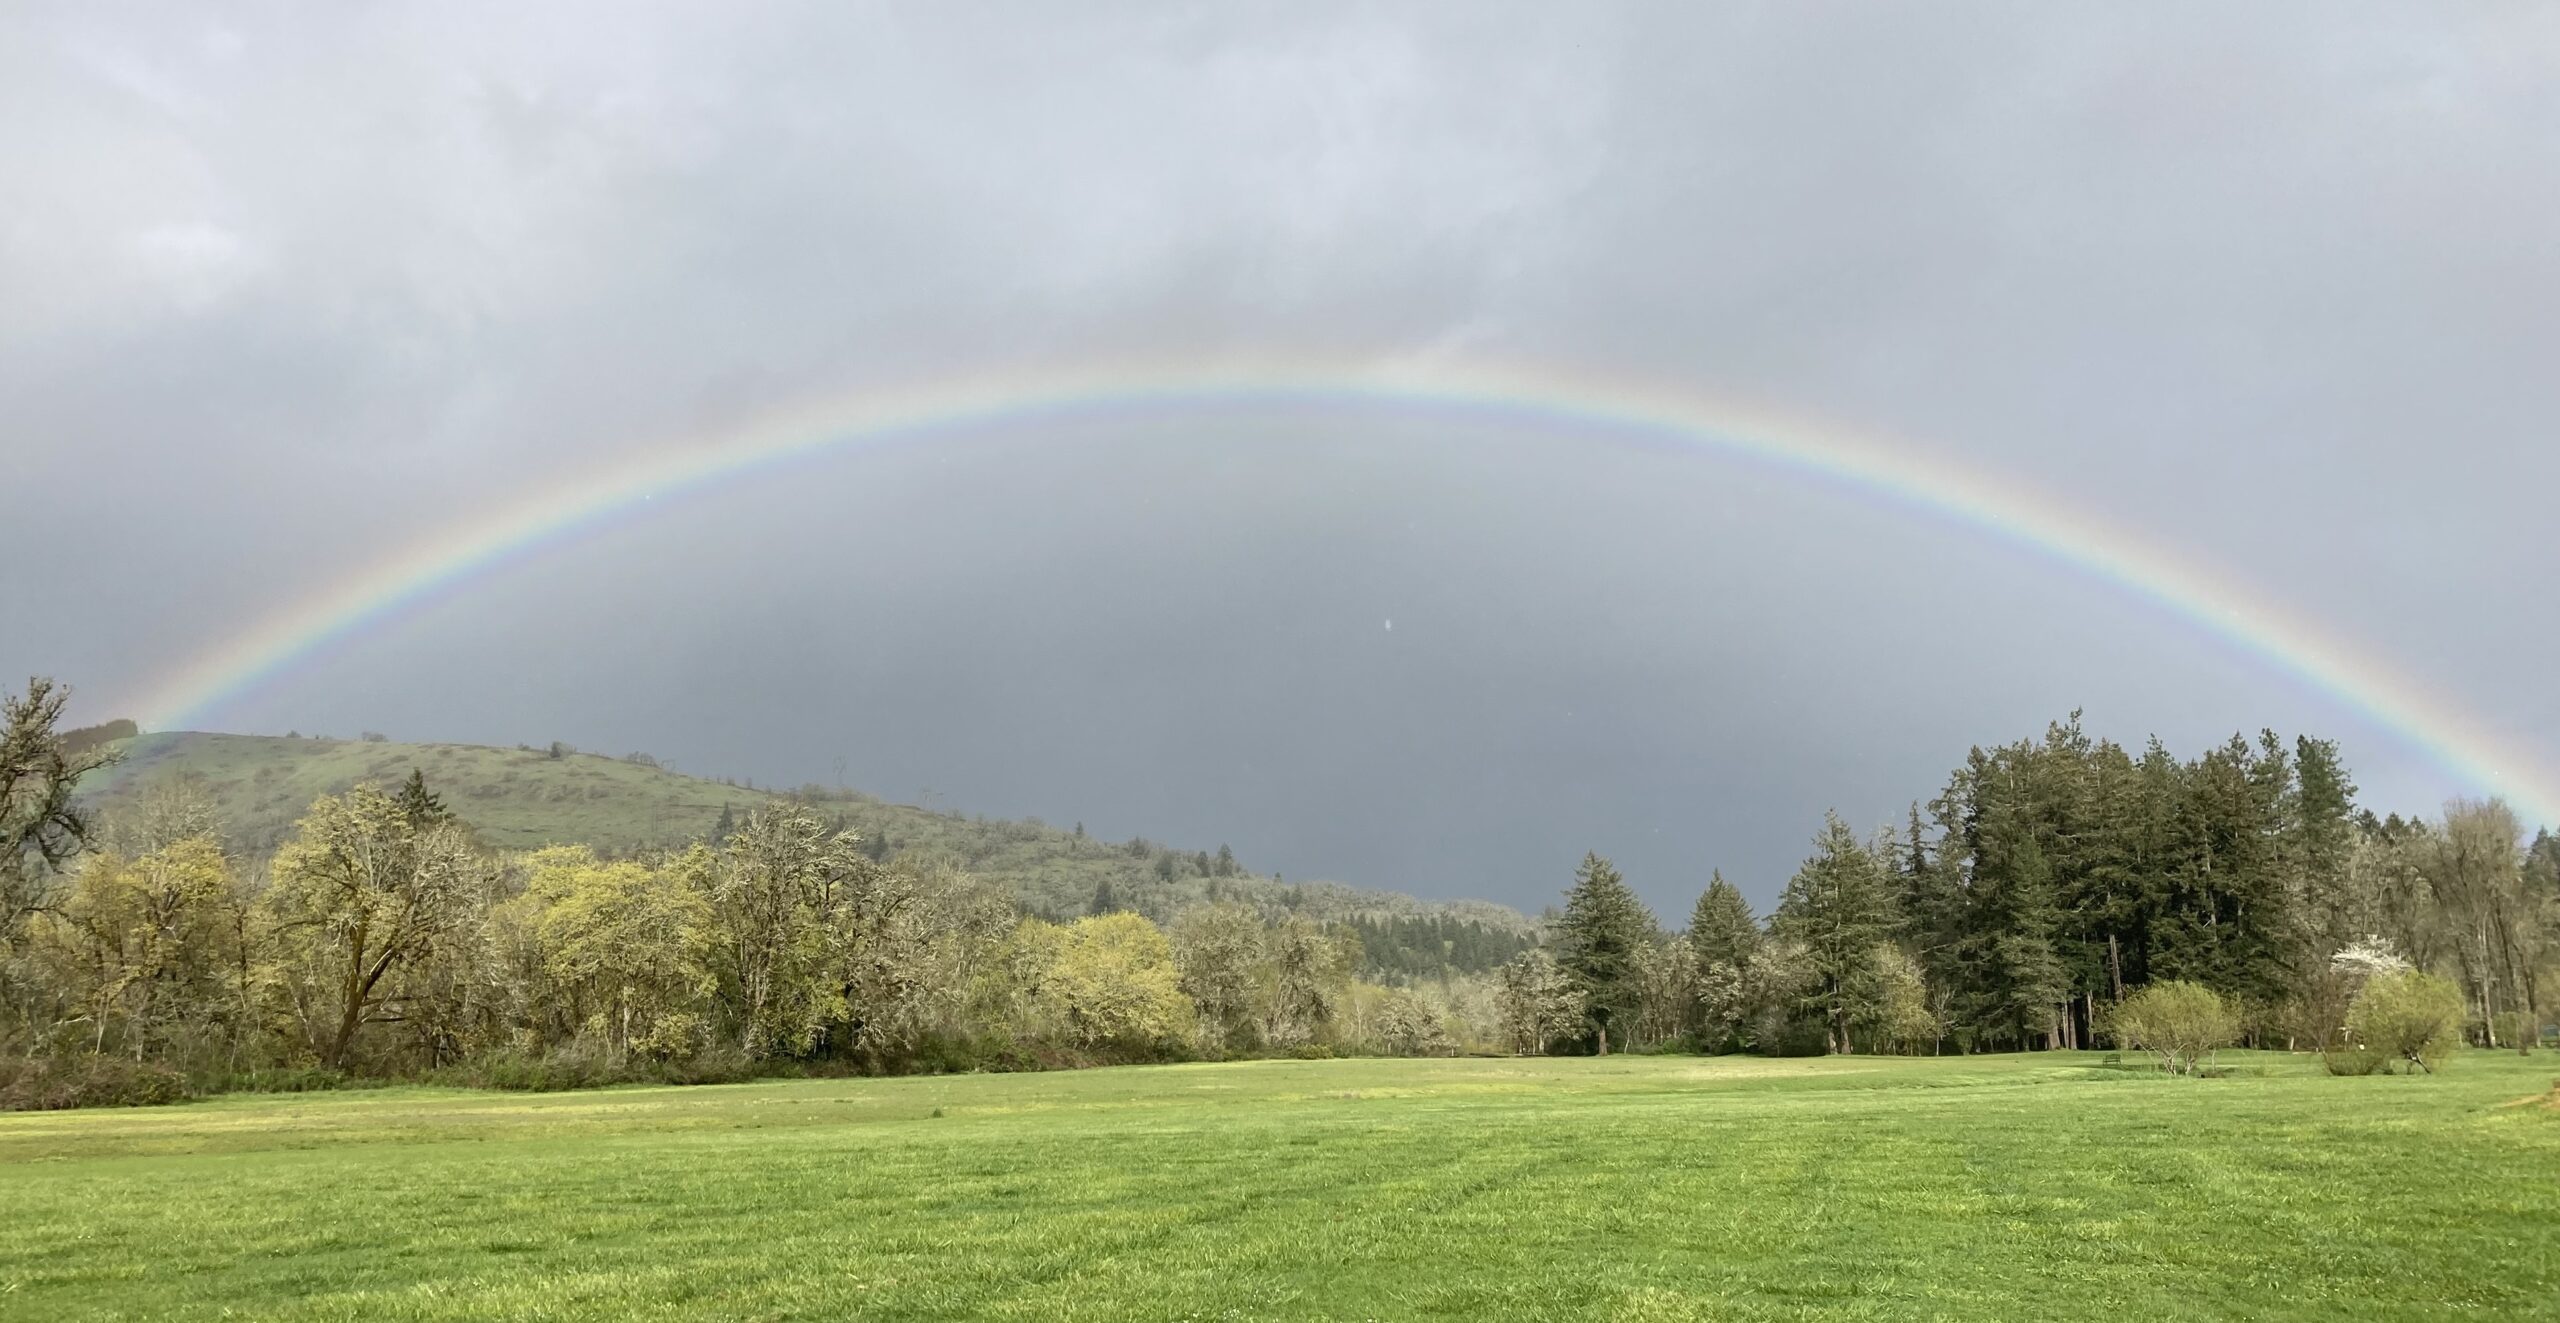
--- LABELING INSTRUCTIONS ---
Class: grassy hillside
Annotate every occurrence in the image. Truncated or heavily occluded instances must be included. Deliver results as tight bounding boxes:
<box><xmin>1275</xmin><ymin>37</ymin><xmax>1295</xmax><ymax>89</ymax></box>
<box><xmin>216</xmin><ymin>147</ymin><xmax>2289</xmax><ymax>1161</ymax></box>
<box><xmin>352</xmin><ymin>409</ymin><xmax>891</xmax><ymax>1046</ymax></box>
<box><xmin>4</xmin><ymin>1051</ymin><xmax>2554</xmax><ymax>1319</ymax></box>
<box><xmin>85</xmin><ymin>732</ymin><xmax>1535</xmax><ymax>941</ymax></box>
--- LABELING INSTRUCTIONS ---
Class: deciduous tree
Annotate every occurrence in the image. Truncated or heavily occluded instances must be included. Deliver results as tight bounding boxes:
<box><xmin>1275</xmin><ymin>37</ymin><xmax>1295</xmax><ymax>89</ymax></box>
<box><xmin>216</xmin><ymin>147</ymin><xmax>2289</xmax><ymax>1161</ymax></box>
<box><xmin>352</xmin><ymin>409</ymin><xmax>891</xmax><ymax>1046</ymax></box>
<box><xmin>1495</xmin><ymin>948</ymin><xmax>1579</xmax><ymax>1055</ymax></box>
<box><xmin>1043</xmin><ymin>912</ymin><xmax>1191</xmax><ymax>1048</ymax></box>
<box><xmin>2346</xmin><ymin>969</ymin><xmax>2466</xmax><ymax>1073</ymax></box>
<box><xmin>3</xmin><ymin>679</ymin><xmax>115</xmax><ymax>937</ymax></box>
<box><xmin>263</xmin><ymin>788</ymin><xmax>491</xmax><ymax>1067</ymax></box>
<box><xmin>518</xmin><ymin>846</ymin><xmax>715</xmax><ymax>1061</ymax></box>
<box><xmin>1170</xmin><ymin>902</ymin><xmax>1264</xmax><ymax>1055</ymax></box>
<box><xmin>2113</xmin><ymin>979</ymin><xmax>2235</xmax><ymax>1075</ymax></box>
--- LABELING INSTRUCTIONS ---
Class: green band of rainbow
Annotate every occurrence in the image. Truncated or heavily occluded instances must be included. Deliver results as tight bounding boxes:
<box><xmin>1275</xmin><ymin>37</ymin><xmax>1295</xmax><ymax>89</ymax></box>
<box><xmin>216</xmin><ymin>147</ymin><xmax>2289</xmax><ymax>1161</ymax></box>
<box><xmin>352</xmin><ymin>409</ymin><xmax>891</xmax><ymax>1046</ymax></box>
<box><xmin>126</xmin><ymin>356</ymin><xmax>2559</xmax><ymax>825</ymax></box>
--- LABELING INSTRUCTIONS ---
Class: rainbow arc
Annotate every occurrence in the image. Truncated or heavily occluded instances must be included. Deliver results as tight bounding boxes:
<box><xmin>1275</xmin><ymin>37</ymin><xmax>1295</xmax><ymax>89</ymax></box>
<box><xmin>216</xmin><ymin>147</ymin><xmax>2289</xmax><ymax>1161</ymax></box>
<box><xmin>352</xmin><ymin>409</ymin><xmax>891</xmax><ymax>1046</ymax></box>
<box><xmin>124</xmin><ymin>356</ymin><xmax>2560</xmax><ymax>825</ymax></box>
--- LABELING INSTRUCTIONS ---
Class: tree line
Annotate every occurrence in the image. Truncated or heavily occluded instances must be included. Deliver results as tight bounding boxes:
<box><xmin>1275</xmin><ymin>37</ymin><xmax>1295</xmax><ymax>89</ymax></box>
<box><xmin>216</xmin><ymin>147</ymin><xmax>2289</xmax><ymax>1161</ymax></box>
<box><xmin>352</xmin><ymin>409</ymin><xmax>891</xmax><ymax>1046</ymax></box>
<box><xmin>1</xmin><ymin>683</ymin><xmax>1527</xmax><ymax>1104</ymax></box>
<box><xmin>4</xmin><ymin>681</ymin><xmax>2550</xmax><ymax>1107</ymax></box>
<box><xmin>1513</xmin><ymin>714</ymin><xmax>2554</xmax><ymax>1062</ymax></box>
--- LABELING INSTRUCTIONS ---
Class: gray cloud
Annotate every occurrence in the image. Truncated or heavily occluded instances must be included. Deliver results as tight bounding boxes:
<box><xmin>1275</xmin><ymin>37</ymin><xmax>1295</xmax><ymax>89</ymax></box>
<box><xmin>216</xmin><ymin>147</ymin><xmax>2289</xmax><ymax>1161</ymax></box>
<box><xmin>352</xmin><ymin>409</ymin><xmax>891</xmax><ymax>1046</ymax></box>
<box><xmin>6</xmin><ymin>2</ymin><xmax>2555</xmax><ymax>913</ymax></box>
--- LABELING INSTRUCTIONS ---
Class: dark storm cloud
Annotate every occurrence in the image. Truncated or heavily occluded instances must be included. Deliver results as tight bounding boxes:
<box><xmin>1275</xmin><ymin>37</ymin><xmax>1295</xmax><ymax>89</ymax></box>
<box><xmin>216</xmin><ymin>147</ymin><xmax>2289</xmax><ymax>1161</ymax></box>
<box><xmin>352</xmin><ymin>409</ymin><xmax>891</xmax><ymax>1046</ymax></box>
<box><xmin>5</xmin><ymin>3</ymin><xmax>2556</xmax><ymax>912</ymax></box>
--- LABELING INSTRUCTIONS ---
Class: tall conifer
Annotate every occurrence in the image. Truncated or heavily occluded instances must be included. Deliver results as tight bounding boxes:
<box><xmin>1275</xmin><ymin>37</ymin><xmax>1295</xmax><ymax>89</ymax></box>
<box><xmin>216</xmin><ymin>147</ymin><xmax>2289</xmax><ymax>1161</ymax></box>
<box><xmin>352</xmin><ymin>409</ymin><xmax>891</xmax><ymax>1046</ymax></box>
<box><xmin>1556</xmin><ymin>852</ymin><xmax>1653</xmax><ymax>1054</ymax></box>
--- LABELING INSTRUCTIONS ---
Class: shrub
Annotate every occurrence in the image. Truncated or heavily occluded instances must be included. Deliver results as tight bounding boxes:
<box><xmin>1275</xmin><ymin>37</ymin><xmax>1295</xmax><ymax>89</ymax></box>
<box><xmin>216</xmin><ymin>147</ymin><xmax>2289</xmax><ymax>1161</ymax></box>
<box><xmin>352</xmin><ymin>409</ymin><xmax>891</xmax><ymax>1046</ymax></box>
<box><xmin>1767</xmin><ymin>1015</ymin><xmax>1834</xmax><ymax>1058</ymax></box>
<box><xmin>0</xmin><ymin>1056</ymin><xmax>191</xmax><ymax>1111</ymax></box>
<box><xmin>2114</xmin><ymin>980</ymin><xmax>2236</xmax><ymax>1076</ymax></box>
<box><xmin>2346</xmin><ymin>970</ymin><xmax>2466</xmax><ymax>1074</ymax></box>
<box><xmin>212</xmin><ymin>1066</ymin><xmax>362</xmax><ymax>1096</ymax></box>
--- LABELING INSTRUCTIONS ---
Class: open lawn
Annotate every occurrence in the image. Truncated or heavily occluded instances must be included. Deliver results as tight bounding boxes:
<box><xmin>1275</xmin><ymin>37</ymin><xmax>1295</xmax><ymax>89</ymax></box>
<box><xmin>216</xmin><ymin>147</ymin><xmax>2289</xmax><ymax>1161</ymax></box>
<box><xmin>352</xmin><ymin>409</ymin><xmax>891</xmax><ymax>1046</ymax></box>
<box><xmin>3</xmin><ymin>1051</ymin><xmax>2555</xmax><ymax>1320</ymax></box>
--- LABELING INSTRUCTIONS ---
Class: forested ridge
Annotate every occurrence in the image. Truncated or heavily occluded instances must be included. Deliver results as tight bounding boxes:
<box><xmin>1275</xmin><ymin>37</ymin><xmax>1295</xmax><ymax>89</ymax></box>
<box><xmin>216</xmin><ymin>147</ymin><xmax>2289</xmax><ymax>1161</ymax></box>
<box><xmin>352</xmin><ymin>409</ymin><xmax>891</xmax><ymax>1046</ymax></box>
<box><xmin>83</xmin><ymin>730</ymin><xmax>1536</xmax><ymax>940</ymax></box>
<box><xmin>4</xmin><ymin>680</ymin><xmax>2551</xmax><ymax>1108</ymax></box>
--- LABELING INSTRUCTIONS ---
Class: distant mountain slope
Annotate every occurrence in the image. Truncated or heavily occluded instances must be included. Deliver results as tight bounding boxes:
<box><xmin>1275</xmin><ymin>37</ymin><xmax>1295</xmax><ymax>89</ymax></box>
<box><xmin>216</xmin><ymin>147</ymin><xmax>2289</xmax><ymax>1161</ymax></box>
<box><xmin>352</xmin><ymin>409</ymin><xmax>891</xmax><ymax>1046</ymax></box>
<box><xmin>85</xmin><ymin>733</ymin><xmax>1537</xmax><ymax>946</ymax></box>
<box><xmin>93</xmin><ymin>733</ymin><xmax>738</xmax><ymax>856</ymax></box>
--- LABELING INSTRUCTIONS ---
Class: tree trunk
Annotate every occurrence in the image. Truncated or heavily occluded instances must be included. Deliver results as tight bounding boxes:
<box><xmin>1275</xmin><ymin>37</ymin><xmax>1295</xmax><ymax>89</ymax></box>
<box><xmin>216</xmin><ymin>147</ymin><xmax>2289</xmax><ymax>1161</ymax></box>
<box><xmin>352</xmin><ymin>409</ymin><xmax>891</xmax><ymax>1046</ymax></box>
<box><xmin>326</xmin><ymin>996</ymin><xmax>362</xmax><ymax>1068</ymax></box>
<box><xmin>2478</xmin><ymin>940</ymin><xmax>2499</xmax><ymax>1047</ymax></box>
<box><xmin>1594</xmin><ymin>1024</ymin><xmax>1608</xmax><ymax>1056</ymax></box>
<box><xmin>325</xmin><ymin>949</ymin><xmax>367</xmax><ymax>1067</ymax></box>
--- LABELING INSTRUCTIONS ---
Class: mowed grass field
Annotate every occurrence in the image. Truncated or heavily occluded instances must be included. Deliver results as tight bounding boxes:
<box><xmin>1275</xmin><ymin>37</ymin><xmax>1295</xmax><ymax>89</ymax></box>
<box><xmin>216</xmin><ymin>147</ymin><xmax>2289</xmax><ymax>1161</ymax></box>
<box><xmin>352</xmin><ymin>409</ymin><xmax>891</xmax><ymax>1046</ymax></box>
<box><xmin>3</xmin><ymin>1053</ymin><xmax>2555</xmax><ymax>1321</ymax></box>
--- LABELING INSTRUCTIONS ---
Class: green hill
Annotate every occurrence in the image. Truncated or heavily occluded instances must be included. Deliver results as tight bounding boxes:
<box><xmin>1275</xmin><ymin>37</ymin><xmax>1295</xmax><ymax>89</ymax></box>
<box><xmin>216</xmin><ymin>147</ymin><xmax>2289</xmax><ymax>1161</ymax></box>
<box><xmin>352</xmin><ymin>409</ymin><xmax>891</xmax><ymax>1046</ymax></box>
<box><xmin>84</xmin><ymin>732</ymin><xmax>1536</xmax><ymax>965</ymax></box>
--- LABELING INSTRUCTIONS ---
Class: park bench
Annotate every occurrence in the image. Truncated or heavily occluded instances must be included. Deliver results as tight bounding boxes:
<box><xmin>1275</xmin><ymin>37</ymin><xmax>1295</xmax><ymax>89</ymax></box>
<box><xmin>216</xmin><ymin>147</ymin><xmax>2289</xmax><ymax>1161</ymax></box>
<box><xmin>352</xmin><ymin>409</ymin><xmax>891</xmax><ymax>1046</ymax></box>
<box><xmin>2100</xmin><ymin>1052</ymin><xmax>2122</xmax><ymax>1067</ymax></box>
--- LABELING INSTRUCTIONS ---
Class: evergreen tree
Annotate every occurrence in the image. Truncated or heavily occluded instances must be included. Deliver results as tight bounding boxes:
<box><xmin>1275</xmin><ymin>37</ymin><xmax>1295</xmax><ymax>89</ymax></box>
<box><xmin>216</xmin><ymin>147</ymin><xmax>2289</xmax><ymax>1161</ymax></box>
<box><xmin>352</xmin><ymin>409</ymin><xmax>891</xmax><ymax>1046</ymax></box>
<box><xmin>1938</xmin><ymin>737</ymin><xmax>2074</xmax><ymax>1050</ymax></box>
<box><xmin>2525</xmin><ymin>829</ymin><xmax>2559</xmax><ymax>1020</ymax></box>
<box><xmin>1896</xmin><ymin>803</ymin><xmax>1964</xmax><ymax>1002</ymax></box>
<box><xmin>2066</xmin><ymin>743</ymin><xmax>2144</xmax><ymax>1010</ymax></box>
<box><xmin>1971</xmin><ymin>823</ymin><xmax>2067</xmax><ymax>1049</ymax></box>
<box><xmin>2289</xmin><ymin>735</ymin><xmax>2361</xmax><ymax>960</ymax></box>
<box><xmin>1686</xmin><ymin>872</ymin><xmax>1759</xmax><ymax>972</ymax></box>
<box><xmin>712</xmin><ymin>803</ymin><xmax>736</xmax><ymax>845</ymax></box>
<box><xmin>1554</xmin><ymin>852</ymin><xmax>1653</xmax><ymax>1054</ymax></box>
<box><xmin>2152</xmin><ymin>736</ymin><xmax>2292</xmax><ymax>1011</ymax></box>
<box><xmin>1683</xmin><ymin>873</ymin><xmax>1759</xmax><ymax>1051</ymax></box>
<box><xmin>2034</xmin><ymin>716</ymin><xmax>2114</xmax><ymax>1048</ymax></box>
<box><xmin>392</xmin><ymin>768</ymin><xmax>449</xmax><ymax>828</ymax></box>
<box><xmin>1773</xmin><ymin>813</ymin><xmax>1896</xmax><ymax>1054</ymax></box>
<box><xmin>2527</xmin><ymin>830</ymin><xmax>2560</xmax><ymax>906</ymax></box>
<box><xmin>2122</xmin><ymin>736</ymin><xmax>2186</xmax><ymax>991</ymax></box>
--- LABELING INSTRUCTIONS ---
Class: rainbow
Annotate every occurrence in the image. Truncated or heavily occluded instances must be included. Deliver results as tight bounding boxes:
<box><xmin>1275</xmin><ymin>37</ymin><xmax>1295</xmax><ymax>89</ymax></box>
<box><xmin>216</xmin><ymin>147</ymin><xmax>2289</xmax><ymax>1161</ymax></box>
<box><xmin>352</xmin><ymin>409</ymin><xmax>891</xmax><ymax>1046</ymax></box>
<box><xmin>126</xmin><ymin>354</ymin><xmax>2559</xmax><ymax>825</ymax></box>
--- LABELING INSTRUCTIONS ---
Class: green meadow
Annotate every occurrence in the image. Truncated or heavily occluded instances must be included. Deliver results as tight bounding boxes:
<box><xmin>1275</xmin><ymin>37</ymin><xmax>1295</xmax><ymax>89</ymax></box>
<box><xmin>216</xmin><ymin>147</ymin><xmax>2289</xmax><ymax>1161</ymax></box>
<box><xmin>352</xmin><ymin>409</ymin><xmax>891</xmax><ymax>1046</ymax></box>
<box><xmin>4</xmin><ymin>1052</ymin><xmax>2555</xmax><ymax>1321</ymax></box>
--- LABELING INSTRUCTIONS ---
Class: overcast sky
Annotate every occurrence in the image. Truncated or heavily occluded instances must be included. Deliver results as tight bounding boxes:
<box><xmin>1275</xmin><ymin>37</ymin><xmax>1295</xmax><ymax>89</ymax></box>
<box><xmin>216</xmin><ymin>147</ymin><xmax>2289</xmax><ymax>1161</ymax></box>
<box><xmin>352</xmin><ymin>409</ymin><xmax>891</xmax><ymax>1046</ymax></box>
<box><xmin>6</xmin><ymin>3</ymin><xmax>2556</xmax><ymax>916</ymax></box>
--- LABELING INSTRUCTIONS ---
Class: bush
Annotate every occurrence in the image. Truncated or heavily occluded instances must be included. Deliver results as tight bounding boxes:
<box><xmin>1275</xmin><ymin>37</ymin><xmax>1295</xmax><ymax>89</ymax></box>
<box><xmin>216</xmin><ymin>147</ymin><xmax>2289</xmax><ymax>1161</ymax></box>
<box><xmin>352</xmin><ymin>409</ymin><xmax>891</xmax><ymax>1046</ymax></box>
<box><xmin>211</xmin><ymin>1066</ymin><xmax>363</xmax><ymax>1096</ymax></box>
<box><xmin>2346</xmin><ymin>970</ymin><xmax>2466</xmax><ymax>1074</ymax></box>
<box><xmin>1768</xmin><ymin>1016</ymin><xmax>1834</xmax><ymax>1058</ymax></box>
<box><xmin>426</xmin><ymin>1044</ymin><xmax>778</xmax><ymax>1092</ymax></box>
<box><xmin>0</xmin><ymin>1056</ymin><xmax>191</xmax><ymax>1111</ymax></box>
<box><xmin>2114</xmin><ymin>980</ymin><xmax>2236</xmax><ymax>1075</ymax></box>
